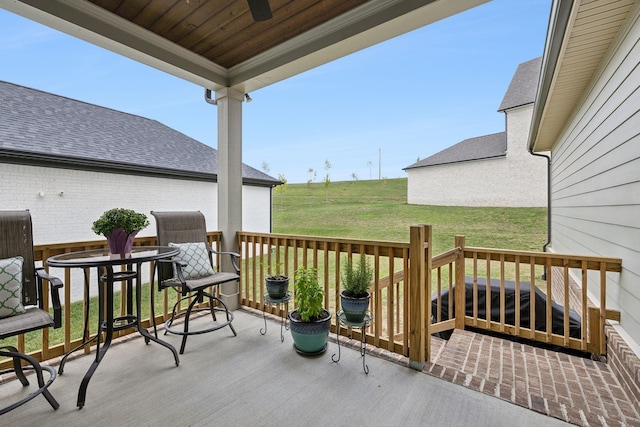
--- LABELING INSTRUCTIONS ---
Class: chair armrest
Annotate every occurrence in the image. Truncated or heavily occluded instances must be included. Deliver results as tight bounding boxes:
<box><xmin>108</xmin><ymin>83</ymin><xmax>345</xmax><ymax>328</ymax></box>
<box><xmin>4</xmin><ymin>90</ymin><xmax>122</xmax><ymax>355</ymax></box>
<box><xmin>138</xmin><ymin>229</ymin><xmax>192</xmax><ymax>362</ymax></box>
<box><xmin>210</xmin><ymin>249</ymin><xmax>240</xmax><ymax>274</ymax></box>
<box><xmin>35</xmin><ymin>267</ymin><xmax>63</xmax><ymax>329</ymax></box>
<box><xmin>157</xmin><ymin>258</ymin><xmax>188</xmax><ymax>286</ymax></box>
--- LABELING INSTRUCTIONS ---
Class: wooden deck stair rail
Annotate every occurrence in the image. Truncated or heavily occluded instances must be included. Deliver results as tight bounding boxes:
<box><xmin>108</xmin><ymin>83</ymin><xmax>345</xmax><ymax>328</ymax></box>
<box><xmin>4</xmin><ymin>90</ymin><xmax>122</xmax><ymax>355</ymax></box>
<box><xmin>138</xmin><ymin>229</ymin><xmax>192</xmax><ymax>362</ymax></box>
<box><xmin>429</xmin><ymin>235</ymin><xmax>622</xmax><ymax>358</ymax></box>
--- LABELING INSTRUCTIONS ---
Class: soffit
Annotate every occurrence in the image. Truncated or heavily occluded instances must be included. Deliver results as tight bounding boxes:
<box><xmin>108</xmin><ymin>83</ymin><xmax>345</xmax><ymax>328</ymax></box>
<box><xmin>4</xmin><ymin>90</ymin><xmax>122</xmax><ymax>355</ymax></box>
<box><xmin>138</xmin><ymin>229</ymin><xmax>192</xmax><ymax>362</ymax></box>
<box><xmin>0</xmin><ymin>0</ymin><xmax>488</xmax><ymax>93</ymax></box>
<box><xmin>530</xmin><ymin>0</ymin><xmax>635</xmax><ymax>152</ymax></box>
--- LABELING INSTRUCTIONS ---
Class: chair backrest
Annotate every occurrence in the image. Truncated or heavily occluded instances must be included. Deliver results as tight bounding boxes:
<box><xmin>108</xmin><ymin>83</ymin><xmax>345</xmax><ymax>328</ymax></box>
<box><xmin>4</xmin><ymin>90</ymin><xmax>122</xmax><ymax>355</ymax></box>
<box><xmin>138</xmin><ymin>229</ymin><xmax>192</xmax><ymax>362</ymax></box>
<box><xmin>0</xmin><ymin>210</ymin><xmax>39</xmax><ymax>306</ymax></box>
<box><xmin>151</xmin><ymin>211</ymin><xmax>210</xmax><ymax>281</ymax></box>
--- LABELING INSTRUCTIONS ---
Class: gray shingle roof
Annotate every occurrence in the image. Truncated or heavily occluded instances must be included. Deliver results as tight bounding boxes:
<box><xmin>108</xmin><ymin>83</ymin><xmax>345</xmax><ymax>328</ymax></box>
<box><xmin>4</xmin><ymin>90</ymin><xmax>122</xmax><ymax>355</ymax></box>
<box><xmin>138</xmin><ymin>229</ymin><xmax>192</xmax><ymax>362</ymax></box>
<box><xmin>405</xmin><ymin>58</ymin><xmax>541</xmax><ymax>171</ymax></box>
<box><xmin>0</xmin><ymin>81</ymin><xmax>279</xmax><ymax>186</ymax></box>
<box><xmin>403</xmin><ymin>132</ymin><xmax>506</xmax><ymax>170</ymax></box>
<box><xmin>498</xmin><ymin>57</ymin><xmax>542</xmax><ymax>112</ymax></box>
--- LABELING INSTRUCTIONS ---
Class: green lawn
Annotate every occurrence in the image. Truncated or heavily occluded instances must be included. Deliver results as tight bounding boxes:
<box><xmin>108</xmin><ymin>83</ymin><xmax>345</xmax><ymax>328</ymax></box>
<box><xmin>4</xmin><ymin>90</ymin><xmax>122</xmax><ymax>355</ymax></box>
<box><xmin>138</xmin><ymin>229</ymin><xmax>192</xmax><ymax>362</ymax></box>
<box><xmin>10</xmin><ymin>179</ymin><xmax>547</xmax><ymax>354</ymax></box>
<box><xmin>273</xmin><ymin>178</ymin><xmax>547</xmax><ymax>255</ymax></box>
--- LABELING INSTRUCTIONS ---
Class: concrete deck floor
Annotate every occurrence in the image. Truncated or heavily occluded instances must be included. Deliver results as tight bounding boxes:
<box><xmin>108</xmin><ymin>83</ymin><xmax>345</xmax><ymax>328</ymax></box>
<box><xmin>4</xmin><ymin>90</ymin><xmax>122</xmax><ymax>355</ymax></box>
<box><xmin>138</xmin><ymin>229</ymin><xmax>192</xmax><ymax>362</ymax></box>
<box><xmin>0</xmin><ymin>308</ymin><xmax>608</xmax><ymax>426</ymax></box>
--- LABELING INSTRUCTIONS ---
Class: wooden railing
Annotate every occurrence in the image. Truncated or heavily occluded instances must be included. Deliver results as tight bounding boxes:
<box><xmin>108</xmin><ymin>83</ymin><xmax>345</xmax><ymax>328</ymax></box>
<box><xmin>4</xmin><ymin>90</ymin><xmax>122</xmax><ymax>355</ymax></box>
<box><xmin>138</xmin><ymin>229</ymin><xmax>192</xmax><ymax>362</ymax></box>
<box><xmin>238</xmin><ymin>229</ymin><xmax>418</xmax><ymax>357</ymax></box>
<box><xmin>430</xmin><ymin>236</ymin><xmax>622</xmax><ymax>356</ymax></box>
<box><xmin>2</xmin><ymin>227</ymin><xmax>622</xmax><ymax>371</ymax></box>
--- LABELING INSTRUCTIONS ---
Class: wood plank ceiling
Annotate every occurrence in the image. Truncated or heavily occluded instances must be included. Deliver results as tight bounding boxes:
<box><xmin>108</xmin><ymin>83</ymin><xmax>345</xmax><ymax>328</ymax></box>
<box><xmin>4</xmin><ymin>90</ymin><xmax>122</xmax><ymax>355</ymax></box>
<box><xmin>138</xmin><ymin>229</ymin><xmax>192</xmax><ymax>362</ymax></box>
<box><xmin>89</xmin><ymin>0</ymin><xmax>367</xmax><ymax>69</ymax></box>
<box><xmin>2</xmin><ymin>0</ymin><xmax>490</xmax><ymax>92</ymax></box>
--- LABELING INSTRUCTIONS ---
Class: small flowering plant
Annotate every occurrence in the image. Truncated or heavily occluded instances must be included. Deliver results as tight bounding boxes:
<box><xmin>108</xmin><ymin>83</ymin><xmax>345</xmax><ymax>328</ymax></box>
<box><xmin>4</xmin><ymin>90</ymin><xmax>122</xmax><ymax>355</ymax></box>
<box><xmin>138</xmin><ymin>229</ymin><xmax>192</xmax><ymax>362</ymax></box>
<box><xmin>92</xmin><ymin>208</ymin><xmax>150</xmax><ymax>236</ymax></box>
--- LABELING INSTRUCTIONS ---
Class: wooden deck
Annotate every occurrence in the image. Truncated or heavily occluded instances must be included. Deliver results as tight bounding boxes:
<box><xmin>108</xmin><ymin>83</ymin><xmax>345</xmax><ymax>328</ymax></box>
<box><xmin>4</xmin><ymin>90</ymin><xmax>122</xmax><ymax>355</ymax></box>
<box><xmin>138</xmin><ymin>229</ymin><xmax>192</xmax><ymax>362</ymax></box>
<box><xmin>0</xmin><ymin>309</ymin><xmax>569</xmax><ymax>426</ymax></box>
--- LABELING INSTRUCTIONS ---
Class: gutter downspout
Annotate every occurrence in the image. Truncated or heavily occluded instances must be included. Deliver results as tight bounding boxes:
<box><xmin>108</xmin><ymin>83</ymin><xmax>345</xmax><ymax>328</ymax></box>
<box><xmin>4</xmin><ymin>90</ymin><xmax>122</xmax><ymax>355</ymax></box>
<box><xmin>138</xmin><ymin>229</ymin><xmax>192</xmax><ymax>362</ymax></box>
<box><xmin>530</xmin><ymin>148</ymin><xmax>551</xmax><ymax>279</ymax></box>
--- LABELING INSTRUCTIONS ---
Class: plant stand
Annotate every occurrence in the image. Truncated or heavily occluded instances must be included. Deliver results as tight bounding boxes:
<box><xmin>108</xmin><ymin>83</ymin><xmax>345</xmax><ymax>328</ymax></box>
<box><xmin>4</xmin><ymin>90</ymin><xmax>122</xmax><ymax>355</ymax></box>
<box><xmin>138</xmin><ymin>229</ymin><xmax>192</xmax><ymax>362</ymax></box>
<box><xmin>332</xmin><ymin>310</ymin><xmax>372</xmax><ymax>374</ymax></box>
<box><xmin>260</xmin><ymin>292</ymin><xmax>291</xmax><ymax>342</ymax></box>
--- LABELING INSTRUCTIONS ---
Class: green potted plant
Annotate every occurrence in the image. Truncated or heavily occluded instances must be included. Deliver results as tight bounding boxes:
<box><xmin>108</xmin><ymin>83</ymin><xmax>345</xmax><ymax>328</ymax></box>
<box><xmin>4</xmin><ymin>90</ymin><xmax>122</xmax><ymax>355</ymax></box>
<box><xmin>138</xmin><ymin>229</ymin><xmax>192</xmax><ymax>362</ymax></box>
<box><xmin>340</xmin><ymin>255</ymin><xmax>373</xmax><ymax>323</ymax></box>
<box><xmin>262</xmin><ymin>260</ymin><xmax>289</xmax><ymax>299</ymax></box>
<box><xmin>287</xmin><ymin>266</ymin><xmax>331</xmax><ymax>355</ymax></box>
<box><xmin>92</xmin><ymin>208</ymin><xmax>150</xmax><ymax>256</ymax></box>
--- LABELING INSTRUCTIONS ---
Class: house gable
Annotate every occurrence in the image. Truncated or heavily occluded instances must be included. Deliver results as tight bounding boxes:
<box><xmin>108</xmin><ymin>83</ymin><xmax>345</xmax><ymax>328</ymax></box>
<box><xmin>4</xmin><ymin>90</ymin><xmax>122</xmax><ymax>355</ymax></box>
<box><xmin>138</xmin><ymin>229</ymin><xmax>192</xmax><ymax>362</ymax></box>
<box><xmin>404</xmin><ymin>57</ymin><xmax>546</xmax><ymax>207</ymax></box>
<box><xmin>498</xmin><ymin>57</ymin><xmax>541</xmax><ymax>112</ymax></box>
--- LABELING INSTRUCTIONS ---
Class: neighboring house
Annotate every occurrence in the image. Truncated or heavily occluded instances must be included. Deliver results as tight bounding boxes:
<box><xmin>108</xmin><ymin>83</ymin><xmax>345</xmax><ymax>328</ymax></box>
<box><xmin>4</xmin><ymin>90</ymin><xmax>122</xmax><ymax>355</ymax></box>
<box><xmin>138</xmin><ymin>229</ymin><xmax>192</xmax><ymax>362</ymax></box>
<box><xmin>529</xmin><ymin>0</ymin><xmax>640</xmax><ymax>406</ymax></box>
<box><xmin>0</xmin><ymin>81</ymin><xmax>280</xmax><ymax>245</ymax></box>
<box><xmin>404</xmin><ymin>57</ymin><xmax>547</xmax><ymax>207</ymax></box>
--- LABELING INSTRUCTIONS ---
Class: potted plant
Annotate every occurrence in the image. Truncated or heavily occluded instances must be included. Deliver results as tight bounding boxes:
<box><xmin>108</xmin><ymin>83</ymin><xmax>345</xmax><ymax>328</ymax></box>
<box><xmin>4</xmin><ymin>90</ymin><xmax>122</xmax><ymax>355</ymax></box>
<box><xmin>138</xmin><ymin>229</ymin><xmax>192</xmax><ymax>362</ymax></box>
<box><xmin>287</xmin><ymin>266</ymin><xmax>331</xmax><ymax>355</ymax></box>
<box><xmin>340</xmin><ymin>255</ymin><xmax>373</xmax><ymax>323</ymax></box>
<box><xmin>263</xmin><ymin>260</ymin><xmax>289</xmax><ymax>299</ymax></box>
<box><xmin>92</xmin><ymin>208</ymin><xmax>150</xmax><ymax>256</ymax></box>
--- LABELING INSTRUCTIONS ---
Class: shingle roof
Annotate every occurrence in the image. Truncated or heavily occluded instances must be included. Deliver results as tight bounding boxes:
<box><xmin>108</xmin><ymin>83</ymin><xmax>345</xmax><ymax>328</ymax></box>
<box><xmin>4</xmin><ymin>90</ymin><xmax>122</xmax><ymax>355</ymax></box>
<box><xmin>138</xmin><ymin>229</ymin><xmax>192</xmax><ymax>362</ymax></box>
<box><xmin>498</xmin><ymin>57</ymin><xmax>542</xmax><ymax>112</ymax></box>
<box><xmin>405</xmin><ymin>57</ymin><xmax>541</xmax><ymax>171</ymax></box>
<box><xmin>403</xmin><ymin>132</ymin><xmax>506</xmax><ymax>170</ymax></box>
<box><xmin>0</xmin><ymin>81</ymin><xmax>279</xmax><ymax>186</ymax></box>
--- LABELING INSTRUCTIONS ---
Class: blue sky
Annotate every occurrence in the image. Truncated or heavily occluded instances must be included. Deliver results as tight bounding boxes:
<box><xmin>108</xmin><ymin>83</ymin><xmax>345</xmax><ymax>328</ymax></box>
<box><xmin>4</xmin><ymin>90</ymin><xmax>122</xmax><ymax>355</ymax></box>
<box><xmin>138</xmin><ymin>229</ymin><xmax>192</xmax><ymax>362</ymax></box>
<box><xmin>0</xmin><ymin>0</ymin><xmax>551</xmax><ymax>183</ymax></box>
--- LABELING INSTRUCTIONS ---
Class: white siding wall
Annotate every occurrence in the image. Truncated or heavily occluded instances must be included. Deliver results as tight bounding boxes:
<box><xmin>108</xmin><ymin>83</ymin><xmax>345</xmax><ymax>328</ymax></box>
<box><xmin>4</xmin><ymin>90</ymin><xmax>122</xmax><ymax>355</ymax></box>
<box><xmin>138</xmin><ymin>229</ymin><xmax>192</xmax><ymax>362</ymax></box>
<box><xmin>407</xmin><ymin>104</ymin><xmax>548</xmax><ymax>207</ymax></box>
<box><xmin>0</xmin><ymin>163</ymin><xmax>272</xmax><ymax>244</ymax></box>
<box><xmin>548</xmin><ymin>9</ymin><xmax>640</xmax><ymax>350</ymax></box>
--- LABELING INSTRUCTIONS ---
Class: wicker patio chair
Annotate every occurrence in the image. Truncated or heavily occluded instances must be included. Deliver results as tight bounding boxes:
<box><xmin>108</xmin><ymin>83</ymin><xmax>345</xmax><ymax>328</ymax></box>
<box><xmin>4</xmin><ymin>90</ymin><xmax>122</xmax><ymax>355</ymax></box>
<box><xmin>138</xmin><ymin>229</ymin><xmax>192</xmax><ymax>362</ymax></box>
<box><xmin>150</xmin><ymin>211</ymin><xmax>238</xmax><ymax>354</ymax></box>
<box><xmin>0</xmin><ymin>210</ymin><xmax>62</xmax><ymax>415</ymax></box>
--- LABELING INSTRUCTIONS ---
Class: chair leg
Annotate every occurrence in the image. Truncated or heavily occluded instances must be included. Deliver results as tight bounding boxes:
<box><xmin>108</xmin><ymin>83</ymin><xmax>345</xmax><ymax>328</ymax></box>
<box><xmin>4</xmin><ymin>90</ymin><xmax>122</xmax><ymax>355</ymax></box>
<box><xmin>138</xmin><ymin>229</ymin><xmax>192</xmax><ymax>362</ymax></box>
<box><xmin>0</xmin><ymin>346</ymin><xmax>59</xmax><ymax>415</ymax></box>
<box><xmin>179</xmin><ymin>296</ymin><xmax>200</xmax><ymax>354</ymax></box>
<box><xmin>212</xmin><ymin>295</ymin><xmax>237</xmax><ymax>337</ymax></box>
<box><xmin>208</xmin><ymin>295</ymin><xmax>218</xmax><ymax>322</ymax></box>
<box><xmin>166</xmin><ymin>297</ymin><xmax>182</xmax><ymax>335</ymax></box>
<box><xmin>163</xmin><ymin>288</ymin><xmax>237</xmax><ymax>353</ymax></box>
<box><xmin>7</xmin><ymin>346</ymin><xmax>29</xmax><ymax>386</ymax></box>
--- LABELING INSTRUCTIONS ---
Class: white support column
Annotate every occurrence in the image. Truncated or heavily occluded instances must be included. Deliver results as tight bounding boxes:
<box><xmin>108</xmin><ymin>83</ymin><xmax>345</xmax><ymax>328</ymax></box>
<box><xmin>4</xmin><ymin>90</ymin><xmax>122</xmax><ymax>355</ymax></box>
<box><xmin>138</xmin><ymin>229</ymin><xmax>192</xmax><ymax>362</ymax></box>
<box><xmin>215</xmin><ymin>88</ymin><xmax>244</xmax><ymax>310</ymax></box>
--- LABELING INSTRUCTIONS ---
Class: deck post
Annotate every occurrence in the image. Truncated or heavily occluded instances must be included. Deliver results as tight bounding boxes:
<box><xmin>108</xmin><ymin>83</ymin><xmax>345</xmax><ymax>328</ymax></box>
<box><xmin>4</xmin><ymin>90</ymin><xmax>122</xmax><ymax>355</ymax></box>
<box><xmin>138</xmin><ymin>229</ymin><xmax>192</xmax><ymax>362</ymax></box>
<box><xmin>215</xmin><ymin>88</ymin><xmax>244</xmax><ymax>310</ymax></box>
<box><xmin>587</xmin><ymin>306</ymin><xmax>601</xmax><ymax>354</ymax></box>
<box><xmin>408</xmin><ymin>224</ymin><xmax>431</xmax><ymax>368</ymax></box>
<box><xmin>454</xmin><ymin>235</ymin><xmax>466</xmax><ymax>330</ymax></box>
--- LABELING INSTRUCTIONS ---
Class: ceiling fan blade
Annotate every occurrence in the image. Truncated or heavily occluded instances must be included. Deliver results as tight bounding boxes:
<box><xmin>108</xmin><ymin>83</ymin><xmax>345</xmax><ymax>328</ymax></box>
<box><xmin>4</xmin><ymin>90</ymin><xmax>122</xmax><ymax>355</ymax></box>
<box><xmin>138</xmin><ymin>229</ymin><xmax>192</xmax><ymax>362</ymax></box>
<box><xmin>247</xmin><ymin>0</ymin><xmax>272</xmax><ymax>22</ymax></box>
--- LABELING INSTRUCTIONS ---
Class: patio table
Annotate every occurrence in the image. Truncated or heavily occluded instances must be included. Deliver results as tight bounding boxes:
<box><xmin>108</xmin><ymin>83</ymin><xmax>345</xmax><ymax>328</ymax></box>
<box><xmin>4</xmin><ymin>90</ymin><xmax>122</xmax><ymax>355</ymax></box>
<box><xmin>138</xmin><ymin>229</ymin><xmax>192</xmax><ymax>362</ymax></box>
<box><xmin>46</xmin><ymin>246</ymin><xmax>180</xmax><ymax>408</ymax></box>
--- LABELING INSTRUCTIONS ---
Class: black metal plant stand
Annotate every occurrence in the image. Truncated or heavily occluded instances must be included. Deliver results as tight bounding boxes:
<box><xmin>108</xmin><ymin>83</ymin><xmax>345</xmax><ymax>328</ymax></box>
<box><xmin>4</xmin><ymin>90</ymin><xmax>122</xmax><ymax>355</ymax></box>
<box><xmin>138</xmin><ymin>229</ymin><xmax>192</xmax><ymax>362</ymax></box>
<box><xmin>260</xmin><ymin>292</ymin><xmax>291</xmax><ymax>342</ymax></box>
<box><xmin>332</xmin><ymin>310</ymin><xmax>372</xmax><ymax>374</ymax></box>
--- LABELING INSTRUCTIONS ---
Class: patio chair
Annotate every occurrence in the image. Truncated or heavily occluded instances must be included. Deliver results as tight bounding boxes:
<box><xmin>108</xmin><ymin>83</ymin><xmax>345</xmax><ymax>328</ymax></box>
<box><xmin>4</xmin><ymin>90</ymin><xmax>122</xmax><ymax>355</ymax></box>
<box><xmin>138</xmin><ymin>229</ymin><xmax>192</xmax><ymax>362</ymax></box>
<box><xmin>150</xmin><ymin>211</ymin><xmax>238</xmax><ymax>354</ymax></box>
<box><xmin>0</xmin><ymin>210</ymin><xmax>62</xmax><ymax>415</ymax></box>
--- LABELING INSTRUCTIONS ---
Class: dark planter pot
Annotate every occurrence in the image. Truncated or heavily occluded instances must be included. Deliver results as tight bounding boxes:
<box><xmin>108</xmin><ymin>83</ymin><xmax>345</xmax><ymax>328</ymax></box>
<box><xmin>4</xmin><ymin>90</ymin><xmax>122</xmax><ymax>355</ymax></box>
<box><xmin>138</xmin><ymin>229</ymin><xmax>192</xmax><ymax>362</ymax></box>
<box><xmin>288</xmin><ymin>309</ymin><xmax>332</xmax><ymax>355</ymax></box>
<box><xmin>340</xmin><ymin>291</ymin><xmax>370</xmax><ymax>323</ymax></box>
<box><xmin>106</xmin><ymin>228</ymin><xmax>138</xmax><ymax>257</ymax></box>
<box><xmin>265</xmin><ymin>276</ymin><xmax>289</xmax><ymax>299</ymax></box>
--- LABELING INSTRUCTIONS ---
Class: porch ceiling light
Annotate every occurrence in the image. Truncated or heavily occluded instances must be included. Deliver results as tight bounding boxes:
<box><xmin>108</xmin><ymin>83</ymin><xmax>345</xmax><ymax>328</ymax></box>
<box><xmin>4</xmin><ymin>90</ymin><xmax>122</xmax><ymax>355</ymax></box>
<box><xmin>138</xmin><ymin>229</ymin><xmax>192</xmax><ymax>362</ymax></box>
<box><xmin>244</xmin><ymin>93</ymin><xmax>252</xmax><ymax>103</ymax></box>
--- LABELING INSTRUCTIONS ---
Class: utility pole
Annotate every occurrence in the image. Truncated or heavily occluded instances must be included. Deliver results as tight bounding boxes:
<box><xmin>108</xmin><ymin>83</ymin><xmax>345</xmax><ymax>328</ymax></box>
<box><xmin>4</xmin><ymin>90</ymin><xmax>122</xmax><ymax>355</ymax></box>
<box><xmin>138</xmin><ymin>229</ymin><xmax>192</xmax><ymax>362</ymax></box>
<box><xmin>378</xmin><ymin>148</ymin><xmax>381</xmax><ymax>180</ymax></box>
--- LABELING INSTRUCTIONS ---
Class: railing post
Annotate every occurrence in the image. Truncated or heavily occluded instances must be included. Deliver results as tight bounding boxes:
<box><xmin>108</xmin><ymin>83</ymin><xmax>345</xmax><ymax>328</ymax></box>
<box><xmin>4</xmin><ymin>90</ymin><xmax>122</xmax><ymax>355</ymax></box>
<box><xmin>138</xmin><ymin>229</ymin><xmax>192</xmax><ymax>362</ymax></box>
<box><xmin>587</xmin><ymin>306</ymin><xmax>602</xmax><ymax>354</ymax></box>
<box><xmin>408</xmin><ymin>224</ymin><xmax>430</xmax><ymax>368</ymax></box>
<box><xmin>454</xmin><ymin>235</ymin><xmax>466</xmax><ymax>330</ymax></box>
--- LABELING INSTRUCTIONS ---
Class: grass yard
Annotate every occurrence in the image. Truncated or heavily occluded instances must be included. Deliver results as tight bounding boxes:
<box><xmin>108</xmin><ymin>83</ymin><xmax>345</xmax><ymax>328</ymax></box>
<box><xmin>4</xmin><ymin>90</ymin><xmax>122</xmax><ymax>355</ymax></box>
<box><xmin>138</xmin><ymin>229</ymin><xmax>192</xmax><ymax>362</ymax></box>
<box><xmin>273</xmin><ymin>178</ymin><xmax>548</xmax><ymax>255</ymax></box>
<box><xmin>9</xmin><ymin>179</ymin><xmax>547</xmax><ymax>354</ymax></box>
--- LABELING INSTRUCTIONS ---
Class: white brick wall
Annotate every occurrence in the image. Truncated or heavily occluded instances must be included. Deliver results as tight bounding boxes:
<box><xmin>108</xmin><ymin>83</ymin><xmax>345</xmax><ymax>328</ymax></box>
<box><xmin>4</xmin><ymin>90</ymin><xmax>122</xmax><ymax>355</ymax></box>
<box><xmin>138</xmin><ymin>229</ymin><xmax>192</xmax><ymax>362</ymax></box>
<box><xmin>407</xmin><ymin>104</ymin><xmax>548</xmax><ymax>207</ymax></box>
<box><xmin>1</xmin><ymin>163</ymin><xmax>272</xmax><ymax>244</ymax></box>
<box><xmin>1</xmin><ymin>163</ymin><xmax>272</xmax><ymax>302</ymax></box>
